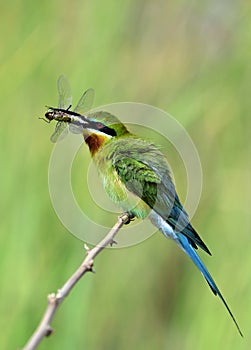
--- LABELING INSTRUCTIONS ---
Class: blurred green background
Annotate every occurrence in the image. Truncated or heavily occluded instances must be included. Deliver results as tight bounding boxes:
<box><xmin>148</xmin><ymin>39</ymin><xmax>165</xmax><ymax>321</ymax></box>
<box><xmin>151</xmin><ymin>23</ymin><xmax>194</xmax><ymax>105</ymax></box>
<box><xmin>0</xmin><ymin>0</ymin><xmax>250</xmax><ymax>349</ymax></box>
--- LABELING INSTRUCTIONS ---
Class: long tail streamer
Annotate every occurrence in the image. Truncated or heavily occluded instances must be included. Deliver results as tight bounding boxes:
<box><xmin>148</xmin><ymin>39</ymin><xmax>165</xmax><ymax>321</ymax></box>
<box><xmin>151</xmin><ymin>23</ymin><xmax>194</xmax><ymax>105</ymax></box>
<box><xmin>178</xmin><ymin>234</ymin><xmax>243</xmax><ymax>337</ymax></box>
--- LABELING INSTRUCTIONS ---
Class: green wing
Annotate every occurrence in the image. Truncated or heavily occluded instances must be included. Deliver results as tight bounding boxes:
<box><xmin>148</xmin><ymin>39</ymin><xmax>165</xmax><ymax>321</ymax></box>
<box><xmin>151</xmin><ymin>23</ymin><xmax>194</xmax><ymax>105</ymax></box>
<box><xmin>114</xmin><ymin>157</ymin><xmax>162</xmax><ymax>210</ymax></box>
<box><xmin>113</xmin><ymin>154</ymin><xmax>210</xmax><ymax>255</ymax></box>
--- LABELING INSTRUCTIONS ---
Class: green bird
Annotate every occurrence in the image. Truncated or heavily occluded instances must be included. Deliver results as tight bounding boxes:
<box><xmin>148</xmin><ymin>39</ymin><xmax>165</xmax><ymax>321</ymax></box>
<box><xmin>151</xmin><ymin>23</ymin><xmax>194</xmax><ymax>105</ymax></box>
<box><xmin>43</xmin><ymin>76</ymin><xmax>242</xmax><ymax>336</ymax></box>
<box><xmin>82</xmin><ymin>111</ymin><xmax>242</xmax><ymax>336</ymax></box>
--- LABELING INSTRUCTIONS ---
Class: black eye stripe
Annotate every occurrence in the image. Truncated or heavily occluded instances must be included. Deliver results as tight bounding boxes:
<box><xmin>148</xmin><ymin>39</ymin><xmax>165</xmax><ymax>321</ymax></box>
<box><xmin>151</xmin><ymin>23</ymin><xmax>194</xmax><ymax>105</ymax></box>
<box><xmin>89</xmin><ymin>120</ymin><xmax>116</xmax><ymax>136</ymax></box>
<box><xmin>100</xmin><ymin>126</ymin><xmax>117</xmax><ymax>136</ymax></box>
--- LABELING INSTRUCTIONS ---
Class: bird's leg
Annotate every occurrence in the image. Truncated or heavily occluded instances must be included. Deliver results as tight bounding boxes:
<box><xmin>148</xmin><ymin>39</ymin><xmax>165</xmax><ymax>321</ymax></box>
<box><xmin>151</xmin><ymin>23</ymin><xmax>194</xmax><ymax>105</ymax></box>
<box><xmin>121</xmin><ymin>212</ymin><xmax>135</xmax><ymax>225</ymax></box>
<box><xmin>39</xmin><ymin>117</ymin><xmax>51</xmax><ymax>123</ymax></box>
<box><xmin>109</xmin><ymin>212</ymin><xmax>135</xmax><ymax>247</ymax></box>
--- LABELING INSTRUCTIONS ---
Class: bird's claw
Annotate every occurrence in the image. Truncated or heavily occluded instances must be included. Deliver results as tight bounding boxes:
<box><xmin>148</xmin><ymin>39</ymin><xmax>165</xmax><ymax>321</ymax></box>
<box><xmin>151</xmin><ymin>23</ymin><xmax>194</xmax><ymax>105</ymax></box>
<box><xmin>123</xmin><ymin>212</ymin><xmax>135</xmax><ymax>225</ymax></box>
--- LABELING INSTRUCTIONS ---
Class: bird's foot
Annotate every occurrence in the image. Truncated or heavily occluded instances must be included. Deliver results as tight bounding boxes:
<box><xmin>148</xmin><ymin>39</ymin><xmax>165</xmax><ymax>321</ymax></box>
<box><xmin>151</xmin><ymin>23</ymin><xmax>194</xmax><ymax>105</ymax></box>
<box><xmin>120</xmin><ymin>212</ymin><xmax>135</xmax><ymax>225</ymax></box>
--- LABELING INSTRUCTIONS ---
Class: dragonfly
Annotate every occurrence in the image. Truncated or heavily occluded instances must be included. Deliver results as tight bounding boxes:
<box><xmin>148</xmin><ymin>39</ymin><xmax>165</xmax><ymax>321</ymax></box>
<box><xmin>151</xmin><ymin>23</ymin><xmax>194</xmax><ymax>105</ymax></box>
<box><xmin>42</xmin><ymin>74</ymin><xmax>95</xmax><ymax>142</ymax></box>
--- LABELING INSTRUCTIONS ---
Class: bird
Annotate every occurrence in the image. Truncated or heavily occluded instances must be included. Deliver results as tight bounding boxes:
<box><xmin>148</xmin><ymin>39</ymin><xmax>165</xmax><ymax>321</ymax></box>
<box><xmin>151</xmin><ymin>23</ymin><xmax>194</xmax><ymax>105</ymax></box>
<box><xmin>80</xmin><ymin>110</ymin><xmax>243</xmax><ymax>336</ymax></box>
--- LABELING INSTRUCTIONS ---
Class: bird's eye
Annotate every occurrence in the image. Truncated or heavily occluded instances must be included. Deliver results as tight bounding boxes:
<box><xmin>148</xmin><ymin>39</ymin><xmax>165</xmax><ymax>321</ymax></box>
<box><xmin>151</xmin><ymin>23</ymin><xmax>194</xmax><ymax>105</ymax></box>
<box><xmin>97</xmin><ymin>123</ymin><xmax>104</xmax><ymax>129</ymax></box>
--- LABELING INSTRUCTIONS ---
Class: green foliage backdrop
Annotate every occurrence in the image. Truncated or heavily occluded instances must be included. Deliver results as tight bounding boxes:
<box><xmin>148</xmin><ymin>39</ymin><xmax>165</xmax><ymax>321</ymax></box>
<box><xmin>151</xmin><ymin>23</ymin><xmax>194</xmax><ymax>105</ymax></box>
<box><xmin>0</xmin><ymin>1</ymin><xmax>250</xmax><ymax>349</ymax></box>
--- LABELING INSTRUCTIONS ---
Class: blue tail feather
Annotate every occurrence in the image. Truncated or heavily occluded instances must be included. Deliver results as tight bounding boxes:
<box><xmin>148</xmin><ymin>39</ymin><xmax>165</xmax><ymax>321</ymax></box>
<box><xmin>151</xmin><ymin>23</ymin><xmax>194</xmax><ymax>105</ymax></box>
<box><xmin>177</xmin><ymin>233</ymin><xmax>243</xmax><ymax>337</ymax></box>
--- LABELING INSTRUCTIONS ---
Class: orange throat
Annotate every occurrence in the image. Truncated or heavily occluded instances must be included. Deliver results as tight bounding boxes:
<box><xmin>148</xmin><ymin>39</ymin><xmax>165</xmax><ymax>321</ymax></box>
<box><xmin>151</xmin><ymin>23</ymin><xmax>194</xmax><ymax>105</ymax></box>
<box><xmin>84</xmin><ymin>133</ymin><xmax>107</xmax><ymax>156</ymax></box>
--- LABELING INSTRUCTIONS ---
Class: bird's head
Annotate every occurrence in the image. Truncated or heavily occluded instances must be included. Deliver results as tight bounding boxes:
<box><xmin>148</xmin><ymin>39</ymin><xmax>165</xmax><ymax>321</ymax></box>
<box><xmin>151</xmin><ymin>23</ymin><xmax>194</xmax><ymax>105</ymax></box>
<box><xmin>83</xmin><ymin>111</ymin><xmax>129</xmax><ymax>156</ymax></box>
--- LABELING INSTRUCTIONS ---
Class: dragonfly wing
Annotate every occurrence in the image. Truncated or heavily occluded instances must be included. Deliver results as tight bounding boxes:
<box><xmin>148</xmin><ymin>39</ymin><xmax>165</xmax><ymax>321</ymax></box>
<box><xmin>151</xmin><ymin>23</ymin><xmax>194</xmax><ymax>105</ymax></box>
<box><xmin>69</xmin><ymin>124</ymin><xmax>84</xmax><ymax>134</ymax></box>
<box><xmin>57</xmin><ymin>74</ymin><xmax>72</xmax><ymax>109</ymax></box>
<box><xmin>50</xmin><ymin>121</ymin><xmax>68</xmax><ymax>143</ymax></box>
<box><xmin>74</xmin><ymin>88</ymin><xmax>94</xmax><ymax>115</ymax></box>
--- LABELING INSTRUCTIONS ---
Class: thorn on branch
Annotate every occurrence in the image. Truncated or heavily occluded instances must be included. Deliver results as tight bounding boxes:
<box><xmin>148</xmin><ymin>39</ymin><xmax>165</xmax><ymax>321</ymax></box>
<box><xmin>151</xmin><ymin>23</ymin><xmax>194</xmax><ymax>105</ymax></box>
<box><xmin>110</xmin><ymin>239</ymin><xmax>117</xmax><ymax>247</ymax></box>
<box><xmin>83</xmin><ymin>259</ymin><xmax>94</xmax><ymax>272</ymax></box>
<box><xmin>84</xmin><ymin>243</ymin><xmax>91</xmax><ymax>253</ymax></box>
<box><xmin>89</xmin><ymin>266</ymin><xmax>96</xmax><ymax>274</ymax></box>
<box><xmin>48</xmin><ymin>293</ymin><xmax>56</xmax><ymax>304</ymax></box>
<box><xmin>45</xmin><ymin>326</ymin><xmax>53</xmax><ymax>337</ymax></box>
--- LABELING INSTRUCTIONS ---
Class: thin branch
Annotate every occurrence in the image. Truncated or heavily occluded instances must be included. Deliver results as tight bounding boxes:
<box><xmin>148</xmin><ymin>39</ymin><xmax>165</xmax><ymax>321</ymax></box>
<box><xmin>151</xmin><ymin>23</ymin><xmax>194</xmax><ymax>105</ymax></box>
<box><xmin>21</xmin><ymin>212</ymin><xmax>130</xmax><ymax>350</ymax></box>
